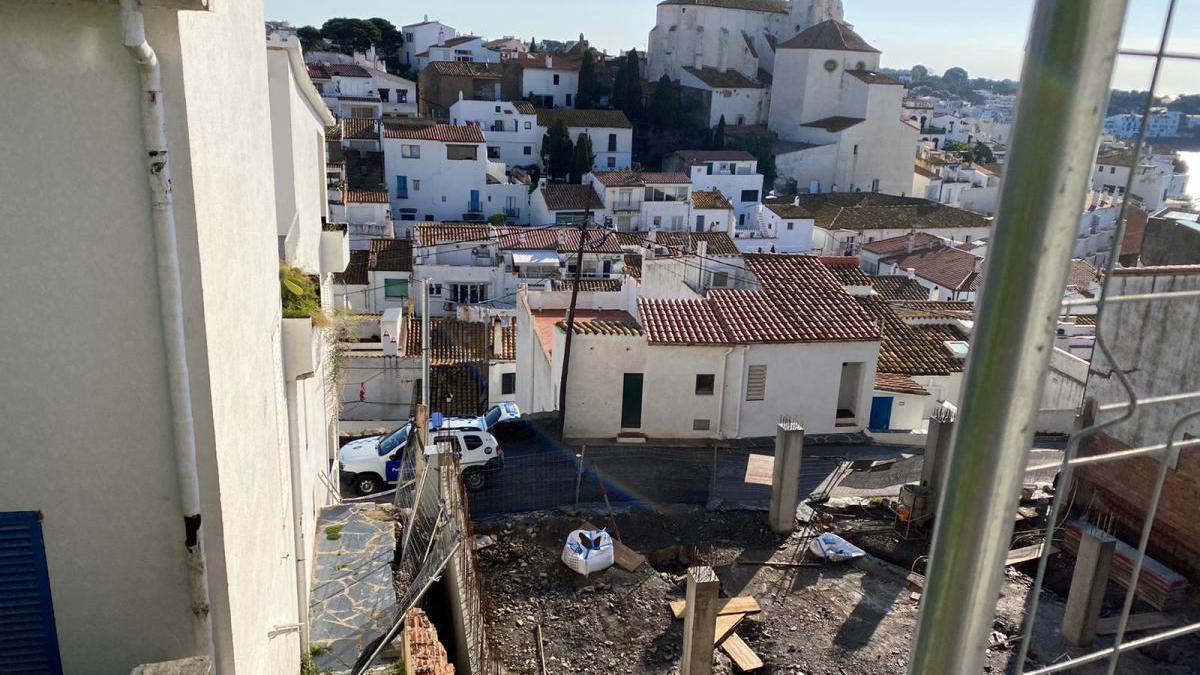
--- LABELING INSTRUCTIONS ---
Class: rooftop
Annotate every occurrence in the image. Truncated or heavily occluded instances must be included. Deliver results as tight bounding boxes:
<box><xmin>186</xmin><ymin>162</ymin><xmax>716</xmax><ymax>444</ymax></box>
<box><xmin>552</xmin><ymin>278</ymin><xmax>624</xmax><ymax>292</ymax></box>
<box><xmin>369</xmin><ymin>238</ymin><xmax>413</xmax><ymax>273</ymax></box>
<box><xmin>860</xmin><ymin>232</ymin><xmax>945</xmax><ymax>256</ymax></box>
<box><xmin>383</xmin><ymin>122</ymin><xmax>485</xmax><ymax>143</ymax></box>
<box><xmin>670</xmin><ymin>149</ymin><xmax>758</xmax><ymax>165</ymax></box>
<box><xmin>539</xmin><ymin>183</ymin><xmax>605</xmax><ymax>212</ymax></box>
<box><xmin>344</xmin><ymin>188</ymin><xmax>389</xmax><ymax>204</ymax></box>
<box><xmin>657</xmin><ymin>0</ymin><xmax>788</xmax><ymax>12</ymax></box>
<box><xmin>497</xmin><ymin>227</ymin><xmax>560</xmax><ymax>251</ymax></box>
<box><xmin>536</xmin><ymin>108</ymin><xmax>633</xmax><ymax>129</ymax></box>
<box><xmin>655</xmin><ymin>231</ymin><xmax>741</xmax><ymax>257</ymax></box>
<box><xmin>874</xmin><ymin>372</ymin><xmax>931</xmax><ymax>396</ymax></box>
<box><xmin>800</xmin><ymin>116</ymin><xmax>866</xmax><ymax>133</ymax></box>
<box><xmin>333</xmin><ymin>249</ymin><xmax>369</xmax><ymax>285</ymax></box>
<box><xmin>623</xmin><ymin>253</ymin><xmax>643</xmax><ymax>279</ymax></box>
<box><xmin>846</xmin><ymin>69</ymin><xmax>903</xmax><ymax>85</ymax></box>
<box><xmin>682</xmin><ymin>66</ymin><xmax>765</xmax><ymax>89</ymax></box>
<box><xmin>868</xmin><ymin>275</ymin><xmax>931</xmax><ymax>301</ymax></box>
<box><xmin>855</xmin><ymin>296</ymin><xmax>966</xmax><ymax>376</ymax></box>
<box><xmin>324</xmin><ymin>63</ymin><xmax>372</xmax><ymax>78</ymax></box>
<box><xmin>414</xmin><ymin>223</ymin><xmax>491</xmax><ymax>247</ymax></box>
<box><xmin>777</xmin><ymin>194</ymin><xmax>990</xmax><ymax>233</ymax></box>
<box><xmin>777</xmin><ymin>19</ymin><xmax>880</xmax><ymax>53</ymax></box>
<box><xmin>819</xmin><ymin>256</ymin><xmax>872</xmax><ymax>286</ymax></box>
<box><xmin>690</xmin><ymin>188</ymin><xmax>734</xmax><ymax>211</ymax></box>
<box><xmin>880</xmin><ymin>246</ymin><xmax>981</xmax><ymax>292</ymax></box>
<box><xmin>422</xmin><ymin>61</ymin><xmax>503</xmax><ymax>78</ymax></box>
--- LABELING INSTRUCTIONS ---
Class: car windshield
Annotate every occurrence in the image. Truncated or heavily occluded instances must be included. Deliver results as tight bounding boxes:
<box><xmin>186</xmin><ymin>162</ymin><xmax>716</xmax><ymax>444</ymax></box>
<box><xmin>484</xmin><ymin>407</ymin><xmax>502</xmax><ymax>429</ymax></box>
<box><xmin>377</xmin><ymin>424</ymin><xmax>410</xmax><ymax>456</ymax></box>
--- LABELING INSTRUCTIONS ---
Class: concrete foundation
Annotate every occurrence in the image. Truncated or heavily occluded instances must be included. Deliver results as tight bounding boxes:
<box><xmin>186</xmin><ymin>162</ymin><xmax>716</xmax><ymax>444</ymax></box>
<box><xmin>1062</xmin><ymin>528</ymin><xmax>1117</xmax><ymax>647</ymax></box>
<box><xmin>681</xmin><ymin>566</ymin><xmax>720</xmax><ymax>675</ymax></box>
<box><xmin>769</xmin><ymin>422</ymin><xmax>804</xmax><ymax>534</ymax></box>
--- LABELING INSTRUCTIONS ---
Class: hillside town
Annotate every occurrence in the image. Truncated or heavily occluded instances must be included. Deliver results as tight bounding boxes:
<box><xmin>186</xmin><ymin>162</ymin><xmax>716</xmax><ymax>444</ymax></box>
<box><xmin>2</xmin><ymin>1</ymin><xmax>1200</xmax><ymax>674</ymax></box>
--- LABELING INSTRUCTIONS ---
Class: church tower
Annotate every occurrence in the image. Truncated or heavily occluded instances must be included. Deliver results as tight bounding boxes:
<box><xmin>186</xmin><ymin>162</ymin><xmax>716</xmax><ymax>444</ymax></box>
<box><xmin>787</xmin><ymin>0</ymin><xmax>846</xmax><ymax>36</ymax></box>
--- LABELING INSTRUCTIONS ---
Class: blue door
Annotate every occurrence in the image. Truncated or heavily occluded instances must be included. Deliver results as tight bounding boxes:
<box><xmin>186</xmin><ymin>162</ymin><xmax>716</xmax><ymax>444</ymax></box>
<box><xmin>0</xmin><ymin>512</ymin><xmax>63</xmax><ymax>674</ymax></box>
<box><xmin>395</xmin><ymin>175</ymin><xmax>408</xmax><ymax>199</ymax></box>
<box><xmin>469</xmin><ymin>189</ymin><xmax>481</xmax><ymax>213</ymax></box>
<box><xmin>868</xmin><ymin>396</ymin><xmax>894</xmax><ymax>431</ymax></box>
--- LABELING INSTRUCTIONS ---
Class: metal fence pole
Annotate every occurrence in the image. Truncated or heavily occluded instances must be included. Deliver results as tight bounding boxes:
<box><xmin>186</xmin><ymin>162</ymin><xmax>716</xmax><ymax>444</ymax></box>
<box><xmin>908</xmin><ymin>2</ymin><xmax>1127</xmax><ymax>673</ymax></box>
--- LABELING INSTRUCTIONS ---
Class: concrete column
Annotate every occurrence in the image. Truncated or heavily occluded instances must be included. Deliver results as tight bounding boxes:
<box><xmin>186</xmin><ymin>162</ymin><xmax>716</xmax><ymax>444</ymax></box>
<box><xmin>769</xmin><ymin>421</ymin><xmax>804</xmax><ymax>534</ymax></box>
<box><xmin>1062</xmin><ymin>528</ymin><xmax>1116</xmax><ymax>647</ymax></box>
<box><xmin>681</xmin><ymin>566</ymin><xmax>720</xmax><ymax>675</ymax></box>
<box><xmin>921</xmin><ymin>403</ymin><xmax>956</xmax><ymax>492</ymax></box>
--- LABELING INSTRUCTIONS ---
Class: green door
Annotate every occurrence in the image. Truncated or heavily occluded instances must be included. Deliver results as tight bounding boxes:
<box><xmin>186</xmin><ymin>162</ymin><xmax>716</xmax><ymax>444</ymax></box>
<box><xmin>621</xmin><ymin>373</ymin><xmax>643</xmax><ymax>429</ymax></box>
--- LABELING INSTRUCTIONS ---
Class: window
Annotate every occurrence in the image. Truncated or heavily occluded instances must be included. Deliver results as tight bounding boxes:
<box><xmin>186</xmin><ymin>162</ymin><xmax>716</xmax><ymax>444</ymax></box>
<box><xmin>670</xmin><ymin>215</ymin><xmax>685</xmax><ymax>230</ymax></box>
<box><xmin>487</xmin><ymin>146</ymin><xmax>501</xmax><ymax>159</ymax></box>
<box><xmin>736</xmin><ymin>115</ymin><xmax>745</xmax><ymax>126</ymax></box>
<box><xmin>350</xmin><ymin>107</ymin><xmax>375</xmax><ymax>118</ymax></box>
<box><xmin>608</xmin><ymin>133</ymin><xmax>617</xmax><ymax>151</ymax></box>
<box><xmin>384</xmin><ymin>278</ymin><xmax>409</xmax><ymax>299</ymax></box>
<box><xmin>1110</xmin><ymin>167</ymin><xmax>1116</xmax><ymax>174</ymax></box>
<box><xmin>379</xmin><ymin>88</ymin><xmax>390</xmax><ymax>102</ymax></box>
<box><xmin>495</xmin><ymin>105</ymin><xmax>502</xmax><ymax>113</ymax></box>
<box><xmin>398</xmin><ymin>89</ymin><xmax>408</xmax><ymax>102</ymax></box>
<box><xmin>400</xmin><ymin>213</ymin><xmax>416</xmax><ymax>221</ymax></box>
<box><xmin>695</xmin><ymin>214</ymin><xmax>705</xmax><ymax>230</ymax></box>
<box><xmin>566</xmin><ymin>94</ymin><xmax>573</xmax><ymax>106</ymax></box>
<box><xmin>447</xmin><ymin>144</ymin><xmax>476</xmax><ymax>160</ymax></box>
<box><xmin>501</xmin><ymin>372</ymin><xmax>516</xmax><ymax>395</ymax></box>
<box><xmin>695</xmin><ymin>374</ymin><xmax>715</xmax><ymax>395</ymax></box>
<box><xmin>871</xmin><ymin>178</ymin><xmax>880</xmax><ymax>192</ymax></box>
<box><xmin>693</xmin><ymin>419</ymin><xmax>711</xmax><ymax>431</ymax></box>
<box><xmin>429</xmin><ymin>283</ymin><xmax>443</xmax><ymax>296</ymax></box>
<box><xmin>853</xmin><ymin>144</ymin><xmax>859</xmax><ymax>155</ymax></box>
<box><xmin>786</xmin><ymin>221</ymin><xmax>794</xmax><ymax>230</ymax></box>
<box><xmin>712</xmin><ymin>271</ymin><xmax>729</xmax><ymax>287</ymax></box>
<box><xmin>553</xmin><ymin>74</ymin><xmax>560</xmax><ymax>85</ymax></box>
<box><xmin>463</xmin><ymin>434</ymin><xmax>484</xmax><ymax>450</ymax></box>
<box><xmin>738</xmin><ymin>213</ymin><xmax>746</xmax><ymax>226</ymax></box>
<box><xmin>740</xmin><ymin>189</ymin><xmax>759</xmax><ymax>202</ymax></box>
<box><xmin>525</xmin><ymin>121</ymin><xmax>532</xmax><ymax>129</ymax></box>
<box><xmin>412</xmin><ymin>179</ymin><xmax>420</xmax><ymax>191</ymax></box>
<box><xmin>402</xmin><ymin>144</ymin><xmax>421</xmax><ymax>159</ymax></box>
<box><xmin>607</xmin><ymin>156</ymin><xmax>616</xmax><ymax>168</ymax></box>
<box><xmin>524</xmin><ymin>146</ymin><xmax>533</xmax><ymax>155</ymax></box>
<box><xmin>746</xmin><ymin>365</ymin><xmax>767</xmax><ymax>401</ymax></box>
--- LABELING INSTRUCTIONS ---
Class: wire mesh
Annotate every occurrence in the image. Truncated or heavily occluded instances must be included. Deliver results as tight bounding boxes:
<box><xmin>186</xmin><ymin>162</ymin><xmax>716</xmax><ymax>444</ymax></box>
<box><xmin>1011</xmin><ymin>1</ymin><xmax>1200</xmax><ymax>671</ymax></box>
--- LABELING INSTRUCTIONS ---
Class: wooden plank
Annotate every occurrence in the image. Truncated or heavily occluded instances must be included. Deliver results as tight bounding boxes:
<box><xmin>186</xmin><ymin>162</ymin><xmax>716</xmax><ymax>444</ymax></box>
<box><xmin>581</xmin><ymin>520</ymin><xmax>646</xmax><ymax>572</ymax></box>
<box><xmin>1005</xmin><ymin>543</ymin><xmax>1058</xmax><ymax>566</ymax></box>
<box><xmin>719</xmin><ymin>632</ymin><xmax>763</xmax><ymax>672</ymax></box>
<box><xmin>1096</xmin><ymin>612</ymin><xmax>1175</xmax><ymax>636</ymax></box>
<box><xmin>906</xmin><ymin>572</ymin><xmax>926</xmax><ymax>589</ymax></box>
<box><xmin>715</xmin><ymin>613</ymin><xmax>746</xmax><ymax>646</ymax></box>
<box><xmin>670</xmin><ymin>596</ymin><xmax>761</xmax><ymax>620</ymax></box>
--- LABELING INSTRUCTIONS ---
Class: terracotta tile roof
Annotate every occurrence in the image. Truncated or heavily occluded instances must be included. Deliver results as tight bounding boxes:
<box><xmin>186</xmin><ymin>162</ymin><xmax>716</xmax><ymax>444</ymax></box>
<box><xmin>592</xmin><ymin>171</ymin><xmax>644</xmax><ymax>187</ymax></box>
<box><xmin>555</xmin><ymin>319</ymin><xmax>644</xmax><ymax>336</ymax></box>
<box><xmin>414</xmin><ymin>223</ymin><xmax>491</xmax><ymax>247</ymax></box>
<box><xmin>383</xmin><ymin>123</ymin><xmax>485</xmax><ymax>143</ymax></box>
<box><xmin>860</xmin><ymin>232</ymin><xmax>944</xmax><ymax>255</ymax></box>
<box><xmin>552</xmin><ymin>278</ymin><xmax>624</xmax><ymax>292</ymax></box>
<box><xmin>496</xmin><ymin>227</ymin><xmax>559</xmax><ymax>250</ymax></box>
<box><xmin>874</xmin><ymin>372</ymin><xmax>931</xmax><ymax>396</ymax></box>
<box><xmin>530</xmin><ymin>309</ymin><xmax>639</xmax><ymax>359</ymax></box>
<box><xmin>512</xmin><ymin>101</ymin><xmax>537</xmax><ymax>114</ymax></box>
<box><xmin>1111</xmin><ymin>264</ymin><xmax>1200</xmax><ymax>277</ymax></box>
<box><xmin>638</xmin><ymin>298</ymin><xmax>732</xmax><ymax>345</ymax></box>
<box><xmin>306</xmin><ymin>63</ymin><xmax>329</xmax><ymax>80</ymax></box>
<box><xmin>405</xmin><ymin>318</ymin><xmax>488</xmax><ymax>364</ymax></box>
<box><xmin>1068</xmin><ymin>259</ymin><xmax>1100</xmax><ymax>291</ymax></box>
<box><xmin>656</xmin><ymin>231</ymin><xmax>741</xmax><ymax>257</ymax></box>
<box><xmin>511</xmin><ymin>52</ymin><xmax>584</xmax><ymax>71</ymax></box>
<box><xmin>438</xmin><ymin>35</ymin><xmax>481</xmax><ymax>48</ymax></box>
<box><xmin>880</xmin><ymin>246</ymin><xmax>981</xmax><ymax>292</ymax></box>
<box><xmin>682</xmin><ymin>66</ymin><xmax>765</xmax><ymax>89</ymax></box>
<box><xmin>343</xmin><ymin>118</ymin><xmax>379</xmax><ymax>140</ymax></box>
<box><xmin>624</xmin><ymin>254</ymin><xmax>642</xmax><ymax>279</ymax></box>
<box><xmin>800</xmin><ymin>116</ymin><xmax>866</xmax><ymax>133</ymax></box>
<box><xmin>369</xmin><ymin>238</ymin><xmax>413</xmax><ymax>272</ymax></box>
<box><xmin>323</xmin><ymin>63</ymin><xmax>372</xmax><ymax>78</ymax></box>
<box><xmin>641</xmin><ymin>172</ymin><xmax>691</xmax><ymax>184</ymax></box>
<box><xmin>559</xmin><ymin>228</ymin><xmax>622</xmax><ymax>253</ymax></box>
<box><xmin>536</xmin><ymin>108</ymin><xmax>633</xmax><ymax>129</ymax></box>
<box><xmin>333</xmin><ymin>249</ymin><xmax>369</xmax><ymax>285</ymax></box>
<box><xmin>690</xmin><ymin>189</ymin><xmax>734</xmax><ymax>210</ymax></box>
<box><xmin>869</xmin><ymin>275</ymin><xmax>930</xmax><ymax>301</ymax></box>
<box><xmin>671</xmin><ymin>150</ymin><xmax>757</xmax><ymax>165</ymax></box>
<box><xmin>855</xmin><ymin>297</ymin><xmax>964</xmax><ymax>376</ymax></box>
<box><xmin>778</xmin><ymin>19</ymin><xmax>880</xmax><ymax>52</ymax></box>
<box><xmin>659</xmin><ymin>0</ymin><xmax>788</xmax><ymax>14</ymax></box>
<box><xmin>914</xmin><ymin>164</ymin><xmax>938</xmax><ymax>179</ymax></box>
<box><xmin>345</xmin><ymin>188</ymin><xmax>389</xmax><ymax>204</ymax></box>
<box><xmin>415</xmin><ymin>364</ymin><xmax>489</xmax><ymax>416</ymax></box>
<box><xmin>422</xmin><ymin>61</ymin><xmax>502</xmax><ymax>78</ymax></box>
<box><xmin>615</xmin><ymin>231</ymin><xmax>650</xmax><ymax>248</ymax></box>
<box><xmin>498</xmin><ymin>324</ymin><xmax>517</xmax><ymax>361</ymax></box>
<box><xmin>819</xmin><ymin>257</ymin><xmax>872</xmax><ymax>286</ymax></box>
<box><xmin>1071</xmin><ymin>314</ymin><xmax>1097</xmax><ymax>326</ymax></box>
<box><xmin>912</xmin><ymin>323</ymin><xmax>968</xmax><ymax>344</ymax></box>
<box><xmin>540</xmin><ymin>184</ymin><xmax>605</xmax><ymax>211</ymax></box>
<box><xmin>890</xmin><ymin>300</ymin><xmax>975</xmax><ymax>320</ymax></box>
<box><xmin>846</xmin><ymin>69</ymin><xmax>903</xmax><ymax>85</ymax></box>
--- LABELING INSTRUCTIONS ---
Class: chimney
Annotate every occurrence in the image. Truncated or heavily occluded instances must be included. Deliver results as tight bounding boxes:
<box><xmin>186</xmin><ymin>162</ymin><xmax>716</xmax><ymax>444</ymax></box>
<box><xmin>906</xmin><ymin>230</ymin><xmax>916</xmax><ymax>253</ymax></box>
<box><xmin>424</xmin><ymin>13</ymin><xmax>429</xmax><ymax>21</ymax></box>
<box><xmin>458</xmin><ymin>90</ymin><xmax>465</xmax><ymax>101</ymax></box>
<box><xmin>793</xmin><ymin>195</ymin><xmax>800</xmax><ymax>206</ymax></box>
<box><xmin>905</xmin><ymin>267</ymin><xmax>916</xmax><ymax>280</ymax></box>
<box><xmin>973</xmin><ymin>256</ymin><xmax>984</xmax><ymax>273</ymax></box>
<box><xmin>546</xmin><ymin>55</ymin><xmax>553</xmax><ymax>69</ymax></box>
<box><xmin>492</xmin><ymin>319</ymin><xmax>505</xmax><ymax>359</ymax></box>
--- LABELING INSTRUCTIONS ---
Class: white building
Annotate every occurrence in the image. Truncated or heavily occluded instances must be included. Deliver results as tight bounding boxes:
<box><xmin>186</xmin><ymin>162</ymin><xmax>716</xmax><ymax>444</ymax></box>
<box><xmin>588</xmin><ymin>170</ymin><xmax>694</xmax><ymax>231</ymax></box>
<box><xmin>306</xmin><ymin>61</ymin><xmax>417</xmax><ymax>119</ymax></box>
<box><xmin>416</xmin><ymin>35</ymin><xmax>501</xmax><ymax>71</ymax></box>
<box><xmin>664</xmin><ymin>149</ymin><xmax>766</xmax><ymax>226</ymax></box>
<box><xmin>1092</xmin><ymin>149</ymin><xmax>1189</xmax><ymax>212</ymax></box>
<box><xmin>517</xmin><ymin>253</ymin><xmax>882</xmax><ymax>439</ymax></box>
<box><xmin>873</xmin><ymin>238</ymin><xmax>983</xmax><ymax>301</ymax></box>
<box><xmin>767</xmin><ymin>21</ymin><xmax>917</xmax><ymax>196</ymax></box>
<box><xmin>530</xmin><ymin>182</ymin><xmax>608</xmax><ymax>225</ymax></box>
<box><xmin>678</xmin><ymin>66</ymin><xmax>770</xmax><ymax>128</ymax></box>
<box><xmin>485</xmin><ymin>36</ymin><xmax>529</xmax><ymax>61</ymax></box>
<box><xmin>913</xmin><ymin>151</ymin><xmax>1002</xmax><ymax>215</ymax></box>
<box><xmin>1104</xmin><ymin>108</ymin><xmax>1186</xmax><ymax>139</ymax></box>
<box><xmin>449</xmin><ymin>98</ymin><xmax>541</xmax><ymax>169</ymax></box>
<box><xmin>381</xmin><ymin>121</ymin><xmax>531</xmax><ymax>224</ymax></box>
<box><xmin>536</xmin><ymin>108</ymin><xmax>634</xmax><ymax>171</ymax></box>
<box><xmin>506</xmin><ymin>52</ymin><xmax>582</xmax><ymax>108</ymax></box>
<box><xmin>401</xmin><ymin>17</ymin><xmax>458</xmax><ymax>71</ymax></box>
<box><xmin>1</xmin><ymin>5</ymin><xmax>344</xmax><ymax>673</ymax></box>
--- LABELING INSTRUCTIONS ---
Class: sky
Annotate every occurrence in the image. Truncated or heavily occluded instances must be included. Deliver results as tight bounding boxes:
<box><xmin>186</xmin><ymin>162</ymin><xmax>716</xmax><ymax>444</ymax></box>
<box><xmin>264</xmin><ymin>0</ymin><xmax>1198</xmax><ymax>95</ymax></box>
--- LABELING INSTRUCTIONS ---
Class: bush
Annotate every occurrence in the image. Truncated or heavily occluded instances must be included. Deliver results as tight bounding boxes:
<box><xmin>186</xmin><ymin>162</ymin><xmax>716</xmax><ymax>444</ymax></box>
<box><xmin>280</xmin><ymin>266</ymin><xmax>321</xmax><ymax>320</ymax></box>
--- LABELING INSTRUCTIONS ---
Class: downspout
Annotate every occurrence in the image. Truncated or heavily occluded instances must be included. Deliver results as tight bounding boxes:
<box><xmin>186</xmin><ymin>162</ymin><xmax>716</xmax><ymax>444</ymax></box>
<box><xmin>284</xmin><ymin>380</ymin><xmax>311</xmax><ymax>653</ymax></box>
<box><xmin>120</xmin><ymin>0</ymin><xmax>215</xmax><ymax>661</ymax></box>
<box><xmin>716</xmin><ymin>346</ymin><xmax>733</xmax><ymax>438</ymax></box>
<box><xmin>732</xmin><ymin>345</ymin><xmax>748</xmax><ymax>438</ymax></box>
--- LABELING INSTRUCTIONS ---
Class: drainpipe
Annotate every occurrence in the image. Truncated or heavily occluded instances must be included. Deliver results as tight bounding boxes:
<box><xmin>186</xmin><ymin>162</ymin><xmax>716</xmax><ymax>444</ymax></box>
<box><xmin>716</xmin><ymin>346</ymin><xmax>733</xmax><ymax>438</ymax></box>
<box><xmin>731</xmin><ymin>346</ymin><xmax>748</xmax><ymax>438</ymax></box>
<box><xmin>285</xmin><ymin>380</ymin><xmax>311</xmax><ymax>653</ymax></box>
<box><xmin>120</xmin><ymin>0</ymin><xmax>215</xmax><ymax>661</ymax></box>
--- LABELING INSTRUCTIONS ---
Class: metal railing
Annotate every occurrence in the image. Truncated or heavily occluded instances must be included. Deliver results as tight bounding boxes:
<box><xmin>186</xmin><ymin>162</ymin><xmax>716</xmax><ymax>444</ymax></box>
<box><xmin>911</xmin><ymin>1</ymin><xmax>1200</xmax><ymax>672</ymax></box>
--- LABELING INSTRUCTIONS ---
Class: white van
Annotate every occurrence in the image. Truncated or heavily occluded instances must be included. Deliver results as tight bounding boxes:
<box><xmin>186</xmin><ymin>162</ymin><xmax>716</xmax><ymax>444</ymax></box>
<box><xmin>339</xmin><ymin>420</ymin><xmax>503</xmax><ymax>495</ymax></box>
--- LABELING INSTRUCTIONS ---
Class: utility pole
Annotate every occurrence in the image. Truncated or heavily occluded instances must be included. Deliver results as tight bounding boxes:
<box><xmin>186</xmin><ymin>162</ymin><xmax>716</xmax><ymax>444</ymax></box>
<box><xmin>556</xmin><ymin>206</ymin><xmax>591</xmax><ymax>439</ymax></box>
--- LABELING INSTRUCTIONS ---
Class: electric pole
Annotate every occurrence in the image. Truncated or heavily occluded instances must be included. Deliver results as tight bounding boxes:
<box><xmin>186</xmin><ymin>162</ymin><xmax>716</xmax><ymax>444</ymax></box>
<box><xmin>557</xmin><ymin>204</ymin><xmax>592</xmax><ymax>439</ymax></box>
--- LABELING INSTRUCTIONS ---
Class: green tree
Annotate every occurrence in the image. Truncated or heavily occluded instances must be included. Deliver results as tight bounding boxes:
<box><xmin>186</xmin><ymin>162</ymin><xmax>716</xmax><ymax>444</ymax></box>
<box><xmin>910</xmin><ymin>64</ymin><xmax>929</xmax><ymax>81</ymax></box>
<box><xmin>542</xmin><ymin>121</ymin><xmax>574</xmax><ymax>181</ymax></box>
<box><xmin>576</xmin><ymin>51</ymin><xmax>599</xmax><ymax>109</ymax></box>
<box><xmin>649</xmin><ymin>75</ymin><xmax>679</xmax><ymax>129</ymax></box>
<box><xmin>712</xmin><ymin>115</ymin><xmax>727</xmax><ymax>150</ymax></box>
<box><xmin>529</xmin><ymin>36</ymin><xmax>537</xmax><ymax>52</ymax></box>
<box><xmin>296</xmin><ymin>26</ymin><xmax>328</xmax><ymax>53</ymax></box>
<box><xmin>320</xmin><ymin>18</ymin><xmax>382</xmax><ymax>55</ymax></box>
<box><xmin>612</xmin><ymin>50</ymin><xmax>643</xmax><ymax>122</ymax></box>
<box><xmin>942</xmin><ymin>140</ymin><xmax>971</xmax><ymax>154</ymax></box>
<box><xmin>367</xmin><ymin>18</ymin><xmax>404</xmax><ymax>63</ymax></box>
<box><xmin>971</xmin><ymin>141</ymin><xmax>996</xmax><ymax>164</ymax></box>
<box><xmin>942</xmin><ymin>66</ymin><xmax>969</xmax><ymax>84</ymax></box>
<box><xmin>726</xmin><ymin>133</ymin><xmax>776</xmax><ymax>190</ymax></box>
<box><xmin>569</xmin><ymin>133</ymin><xmax>595</xmax><ymax>183</ymax></box>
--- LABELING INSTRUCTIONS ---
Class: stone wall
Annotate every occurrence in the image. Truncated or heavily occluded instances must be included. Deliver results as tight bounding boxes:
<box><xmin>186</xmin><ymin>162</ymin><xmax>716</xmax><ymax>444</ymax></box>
<box><xmin>405</xmin><ymin>609</ymin><xmax>455</xmax><ymax>675</ymax></box>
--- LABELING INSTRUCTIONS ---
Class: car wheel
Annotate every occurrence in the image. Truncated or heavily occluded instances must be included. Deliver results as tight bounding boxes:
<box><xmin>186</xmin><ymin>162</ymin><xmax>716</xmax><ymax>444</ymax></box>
<box><xmin>463</xmin><ymin>469</ymin><xmax>486</xmax><ymax>491</ymax></box>
<box><xmin>354</xmin><ymin>474</ymin><xmax>382</xmax><ymax>496</ymax></box>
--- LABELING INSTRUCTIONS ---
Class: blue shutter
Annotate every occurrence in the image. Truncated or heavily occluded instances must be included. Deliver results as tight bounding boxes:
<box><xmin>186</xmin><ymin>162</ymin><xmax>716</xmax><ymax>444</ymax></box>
<box><xmin>0</xmin><ymin>512</ymin><xmax>63</xmax><ymax>674</ymax></box>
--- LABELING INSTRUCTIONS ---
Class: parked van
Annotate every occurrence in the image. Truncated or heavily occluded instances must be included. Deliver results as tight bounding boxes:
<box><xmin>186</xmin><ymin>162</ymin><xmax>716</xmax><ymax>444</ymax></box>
<box><xmin>338</xmin><ymin>420</ymin><xmax>503</xmax><ymax>495</ymax></box>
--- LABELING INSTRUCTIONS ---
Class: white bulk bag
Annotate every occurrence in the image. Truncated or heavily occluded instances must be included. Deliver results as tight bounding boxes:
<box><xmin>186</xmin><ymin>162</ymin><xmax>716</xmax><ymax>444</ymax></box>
<box><xmin>808</xmin><ymin>532</ymin><xmax>866</xmax><ymax>562</ymax></box>
<box><xmin>561</xmin><ymin>528</ymin><xmax>615</xmax><ymax>576</ymax></box>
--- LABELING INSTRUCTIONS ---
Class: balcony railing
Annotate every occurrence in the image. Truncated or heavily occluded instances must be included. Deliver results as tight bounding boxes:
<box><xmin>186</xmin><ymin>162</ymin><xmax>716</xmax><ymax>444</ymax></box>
<box><xmin>612</xmin><ymin>201</ymin><xmax>642</xmax><ymax>212</ymax></box>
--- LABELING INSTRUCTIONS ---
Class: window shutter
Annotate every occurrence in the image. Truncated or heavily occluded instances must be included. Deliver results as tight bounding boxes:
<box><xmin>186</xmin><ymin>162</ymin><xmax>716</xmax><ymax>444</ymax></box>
<box><xmin>0</xmin><ymin>512</ymin><xmax>62</xmax><ymax>673</ymax></box>
<box><xmin>746</xmin><ymin>365</ymin><xmax>767</xmax><ymax>401</ymax></box>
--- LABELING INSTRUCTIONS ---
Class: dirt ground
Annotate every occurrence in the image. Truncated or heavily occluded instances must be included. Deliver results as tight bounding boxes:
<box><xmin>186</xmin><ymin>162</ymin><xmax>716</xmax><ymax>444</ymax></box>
<box><xmin>475</xmin><ymin>507</ymin><xmax>1200</xmax><ymax>675</ymax></box>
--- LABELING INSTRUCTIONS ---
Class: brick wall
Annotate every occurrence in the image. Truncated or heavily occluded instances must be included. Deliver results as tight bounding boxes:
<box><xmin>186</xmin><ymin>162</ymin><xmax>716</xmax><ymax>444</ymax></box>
<box><xmin>1077</xmin><ymin>432</ymin><xmax>1200</xmax><ymax>579</ymax></box>
<box><xmin>405</xmin><ymin>608</ymin><xmax>456</xmax><ymax>675</ymax></box>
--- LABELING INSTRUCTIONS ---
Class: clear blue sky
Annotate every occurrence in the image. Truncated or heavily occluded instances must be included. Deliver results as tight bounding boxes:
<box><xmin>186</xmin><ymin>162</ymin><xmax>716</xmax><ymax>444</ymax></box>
<box><xmin>264</xmin><ymin>0</ymin><xmax>1198</xmax><ymax>95</ymax></box>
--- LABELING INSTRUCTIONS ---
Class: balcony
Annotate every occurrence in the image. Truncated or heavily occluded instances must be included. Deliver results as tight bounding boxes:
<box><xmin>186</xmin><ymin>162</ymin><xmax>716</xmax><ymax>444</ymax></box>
<box><xmin>612</xmin><ymin>201</ymin><xmax>642</xmax><ymax>212</ymax></box>
<box><xmin>348</xmin><ymin>223</ymin><xmax>393</xmax><ymax>238</ymax></box>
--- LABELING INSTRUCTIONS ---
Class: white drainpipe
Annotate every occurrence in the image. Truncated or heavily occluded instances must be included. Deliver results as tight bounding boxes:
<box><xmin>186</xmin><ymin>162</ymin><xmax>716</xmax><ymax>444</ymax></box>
<box><xmin>716</xmin><ymin>346</ymin><xmax>733</xmax><ymax>438</ymax></box>
<box><xmin>120</xmin><ymin>0</ymin><xmax>215</xmax><ymax>661</ymax></box>
<box><xmin>284</xmin><ymin>380</ymin><xmax>311</xmax><ymax>653</ymax></box>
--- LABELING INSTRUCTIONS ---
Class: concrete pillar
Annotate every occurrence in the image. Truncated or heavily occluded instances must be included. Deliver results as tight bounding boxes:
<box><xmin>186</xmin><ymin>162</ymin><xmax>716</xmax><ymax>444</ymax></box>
<box><xmin>769</xmin><ymin>421</ymin><xmax>804</xmax><ymax>534</ymax></box>
<box><xmin>681</xmin><ymin>566</ymin><xmax>720</xmax><ymax>675</ymax></box>
<box><xmin>921</xmin><ymin>403</ymin><xmax>956</xmax><ymax>492</ymax></box>
<box><xmin>1062</xmin><ymin>527</ymin><xmax>1116</xmax><ymax>647</ymax></box>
